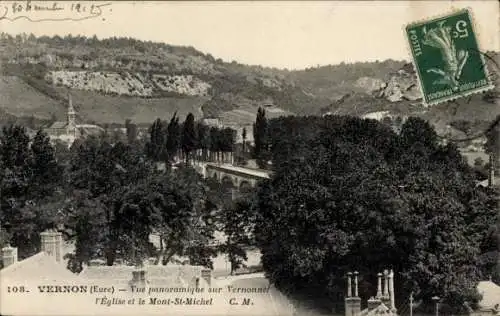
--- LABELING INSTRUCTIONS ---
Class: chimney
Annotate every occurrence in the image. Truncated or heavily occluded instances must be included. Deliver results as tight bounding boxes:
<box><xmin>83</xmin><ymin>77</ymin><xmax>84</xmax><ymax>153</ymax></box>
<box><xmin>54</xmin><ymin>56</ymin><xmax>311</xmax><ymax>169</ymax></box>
<box><xmin>345</xmin><ymin>271</ymin><xmax>361</xmax><ymax>316</ymax></box>
<box><xmin>132</xmin><ymin>270</ymin><xmax>146</xmax><ymax>283</ymax></box>
<box><xmin>2</xmin><ymin>245</ymin><xmax>18</xmax><ymax>268</ymax></box>
<box><xmin>384</xmin><ymin>270</ymin><xmax>389</xmax><ymax>298</ymax></box>
<box><xmin>376</xmin><ymin>272</ymin><xmax>383</xmax><ymax>298</ymax></box>
<box><xmin>380</xmin><ymin>270</ymin><xmax>391</xmax><ymax>307</ymax></box>
<box><xmin>130</xmin><ymin>268</ymin><xmax>147</xmax><ymax>292</ymax></box>
<box><xmin>353</xmin><ymin>271</ymin><xmax>359</xmax><ymax>297</ymax></box>
<box><xmin>40</xmin><ymin>229</ymin><xmax>63</xmax><ymax>262</ymax></box>
<box><xmin>347</xmin><ymin>272</ymin><xmax>352</xmax><ymax>298</ymax></box>
<box><xmin>388</xmin><ymin>270</ymin><xmax>396</xmax><ymax>313</ymax></box>
<box><xmin>201</xmin><ymin>269</ymin><xmax>211</xmax><ymax>287</ymax></box>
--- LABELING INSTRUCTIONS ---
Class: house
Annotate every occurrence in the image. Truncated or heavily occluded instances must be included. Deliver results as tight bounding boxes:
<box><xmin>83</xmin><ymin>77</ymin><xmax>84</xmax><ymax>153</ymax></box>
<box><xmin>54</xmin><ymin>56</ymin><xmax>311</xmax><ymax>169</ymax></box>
<box><xmin>44</xmin><ymin>94</ymin><xmax>104</xmax><ymax>147</ymax></box>
<box><xmin>0</xmin><ymin>229</ymin><xmax>217</xmax><ymax>315</ymax></box>
<box><xmin>345</xmin><ymin>270</ymin><xmax>398</xmax><ymax>316</ymax></box>
<box><xmin>202</xmin><ymin>118</ymin><xmax>223</xmax><ymax>128</ymax></box>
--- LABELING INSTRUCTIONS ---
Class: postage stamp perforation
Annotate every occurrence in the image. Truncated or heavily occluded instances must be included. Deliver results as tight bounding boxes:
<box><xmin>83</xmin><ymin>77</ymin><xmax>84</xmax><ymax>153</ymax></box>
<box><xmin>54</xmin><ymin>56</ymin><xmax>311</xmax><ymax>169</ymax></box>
<box><xmin>404</xmin><ymin>7</ymin><xmax>471</xmax><ymax>29</ymax></box>
<box><xmin>402</xmin><ymin>30</ymin><xmax>427</xmax><ymax>107</ymax></box>
<box><xmin>425</xmin><ymin>84</ymin><xmax>495</xmax><ymax>106</ymax></box>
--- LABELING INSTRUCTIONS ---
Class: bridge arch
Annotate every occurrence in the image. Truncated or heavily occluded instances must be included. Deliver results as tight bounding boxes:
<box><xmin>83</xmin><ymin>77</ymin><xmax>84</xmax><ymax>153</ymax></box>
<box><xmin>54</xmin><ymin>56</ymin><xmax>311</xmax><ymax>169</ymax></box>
<box><xmin>221</xmin><ymin>175</ymin><xmax>236</xmax><ymax>188</ymax></box>
<box><xmin>221</xmin><ymin>175</ymin><xmax>236</xmax><ymax>201</ymax></box>
<box><xmin>239</xmin><ymin>180</ymin><xmax>252</xmax><ymax>193</ymax></box>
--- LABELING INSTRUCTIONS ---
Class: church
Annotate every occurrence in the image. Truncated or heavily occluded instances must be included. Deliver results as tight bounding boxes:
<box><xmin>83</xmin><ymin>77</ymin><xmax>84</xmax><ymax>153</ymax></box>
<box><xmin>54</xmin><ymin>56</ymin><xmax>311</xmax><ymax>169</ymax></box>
<box><xmin>44</xmin><ymin>94</ymin><xmax>104</xmax><ymax>146</ymax></box>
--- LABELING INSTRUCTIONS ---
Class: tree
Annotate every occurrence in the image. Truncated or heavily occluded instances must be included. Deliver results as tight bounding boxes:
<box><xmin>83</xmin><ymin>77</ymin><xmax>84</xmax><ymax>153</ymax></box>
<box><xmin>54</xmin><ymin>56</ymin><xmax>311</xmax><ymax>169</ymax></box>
<box><xmin>241</xmin><ymin>127</ymin><xmax>248</xmax><ymax>162</ymax></box>
<box><xmin>479</xmin><ymin>187</ymin><xmax>500</xmax><ymax>283</ymax></box>
<box><xmin>182</xmin><ymin>113</ymin><xmax>197</xmax><ymax>163</ymax></box>
<box><xmin>0</xmin><ymin>129</ymin><xmax>64</xmax><ymax>255</ymax></box>
<box><xmin>66</xmin><ymin>139</ymin><xmax>154</xmax><ymax>266</ymax></box>
<box><xmin>0</xmin><ymin>125</ymin><xmax>36</xmax><ymax>258</ymax></box>
<box><xmin>400</xmin><ymin>116</ymin><xmax>438</xmax><ymax>150</ymax></box>
<box><xmin>62</xmin><ymin>190</ymin><xmax>109</xmax><ymax>271</ymax></box>
<box><xmin>0</xmin><ymin>125</ymin><xmax>30</xmax><ymax>169</ymax></box>
<box><xmin>147</xmin><ymin>167</ymin><xmax>217</xmax><ymax>267</ymax></box>
<box><xmin>145</xmin><ymin>118</ymin><xmax>166</xmax><ymax>162</ymax></box>
<box><xmin>242</xmin><ymin>126</ymin><xmax>247</xmax><ymax>143</ymax></box>
<box><xmin>29</xmin><ymin>130</ymin><xmax>62</xmax><ymax>198</ymax></box>
<box><xmin>219</xmin><ymin>197</ymin><xmax>255</xmax><ymax>275</ymax></box>
<box><xmin>125</xmin><ymin>119</ymin><xmax>138</xmax><ymax>144</ymax></box>
<box><xmin>196</xmin><ymin>122</ymin><xmax>210</xmax><ymax>161</ymax></box>
<box><xmin>254</xmin><ymin>115</ymin><xmax>497</xmax><ymax>313</ymax></box>
<box><xmin>220</xmin><ymin>127</ymin><xmax>236</xmax><ymax>163</ymax></box>
<box><xmin>209</xmin><ymin>127</ymin><xmax>220</xmax><ymax>162</ymax></box>
<box><xmin>253</xmin><ymin>107</ymin><xmax>269</xmax><ymax>168</ymax></box>
<box><xmin>166</xmin><ymin>113</ymin><xmax>181</xmax><ymax>162</ymax></box>
<box><xmin>234</xmin><ymin>127</ymin><xmax>248</xmax><ymax>165</ymax></box>
<box><xmin>108</xmin><ymin>182</ymin><xmax>157</xmax><ymax>266</ymax></box>
<box><xmin>70</xmin><ymin>138</ymin><xmax>112</xmax><ymax>198</ymax></box>
<box><xmin>53</xmin><ymin>139</ymin><xmax>72</xmax><ymax>164</ymax></box>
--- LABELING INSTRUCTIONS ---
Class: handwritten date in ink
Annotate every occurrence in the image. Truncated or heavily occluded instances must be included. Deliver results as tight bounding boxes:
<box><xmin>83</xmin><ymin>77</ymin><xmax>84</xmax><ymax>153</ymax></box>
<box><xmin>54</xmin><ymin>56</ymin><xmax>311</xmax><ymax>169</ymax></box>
<box><xmin>0</xmin><ymin>1</ymin><xmax>112</xmax><ymax>22</ymax></box>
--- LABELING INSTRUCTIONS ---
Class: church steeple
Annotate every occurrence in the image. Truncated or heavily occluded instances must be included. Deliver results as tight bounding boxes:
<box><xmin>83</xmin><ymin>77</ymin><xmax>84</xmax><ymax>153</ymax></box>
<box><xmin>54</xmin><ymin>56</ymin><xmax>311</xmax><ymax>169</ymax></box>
<box><xmin>67</xmin><ymin>93</ymin><xmax>77</xmax><ymax>137</ymax></box>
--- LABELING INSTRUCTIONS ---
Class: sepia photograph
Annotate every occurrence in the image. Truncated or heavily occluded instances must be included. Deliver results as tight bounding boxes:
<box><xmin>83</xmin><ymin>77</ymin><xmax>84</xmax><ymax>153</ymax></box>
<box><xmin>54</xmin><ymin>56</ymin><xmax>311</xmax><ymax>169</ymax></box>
<box><xmin>0</xmin><ymin>1</ymin><xmax>499</xmax><ymax>315</ymax></box>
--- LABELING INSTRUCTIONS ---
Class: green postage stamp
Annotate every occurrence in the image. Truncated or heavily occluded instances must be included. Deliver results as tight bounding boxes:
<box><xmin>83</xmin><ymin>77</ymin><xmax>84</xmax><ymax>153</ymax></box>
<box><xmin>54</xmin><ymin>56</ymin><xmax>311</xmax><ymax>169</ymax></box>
<box><xmin>405</xmin><ymin>8</ymin><xmax>494</xmax><ymax>105</ymax></box>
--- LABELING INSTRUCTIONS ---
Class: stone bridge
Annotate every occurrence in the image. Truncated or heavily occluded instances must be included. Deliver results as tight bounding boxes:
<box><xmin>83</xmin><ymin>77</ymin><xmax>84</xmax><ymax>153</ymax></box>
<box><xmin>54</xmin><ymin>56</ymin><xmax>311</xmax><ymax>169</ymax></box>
<box><xmin>196</xmin><ymin>163</ymin><xmax>271</xmax><ymax>195</ymax></box>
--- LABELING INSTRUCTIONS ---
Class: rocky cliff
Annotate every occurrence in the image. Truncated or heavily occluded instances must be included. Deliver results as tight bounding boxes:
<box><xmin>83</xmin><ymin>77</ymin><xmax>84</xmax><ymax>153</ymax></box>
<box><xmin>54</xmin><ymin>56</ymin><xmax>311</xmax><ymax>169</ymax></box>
<box><xmin>0</xmin><ymin>34</ymin><xmax>498</xmax><ymax>130</ymax></box>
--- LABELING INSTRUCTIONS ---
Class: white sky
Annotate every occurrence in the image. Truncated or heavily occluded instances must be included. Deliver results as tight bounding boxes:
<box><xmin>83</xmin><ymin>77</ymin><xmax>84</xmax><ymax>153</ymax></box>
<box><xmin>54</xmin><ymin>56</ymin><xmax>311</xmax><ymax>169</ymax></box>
<box><xmin>0</xmin><ymin>1</ymin><xmax>498</xmax><ymax>70</ymax></box>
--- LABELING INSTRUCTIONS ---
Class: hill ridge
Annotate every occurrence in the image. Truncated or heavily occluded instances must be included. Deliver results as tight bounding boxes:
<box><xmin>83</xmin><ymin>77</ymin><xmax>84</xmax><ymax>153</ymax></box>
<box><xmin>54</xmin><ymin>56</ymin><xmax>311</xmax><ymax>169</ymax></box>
<box><xmin>0</xmin><ymin>33</ymin><xmax>498</xmax><ymax>136</ymax></box>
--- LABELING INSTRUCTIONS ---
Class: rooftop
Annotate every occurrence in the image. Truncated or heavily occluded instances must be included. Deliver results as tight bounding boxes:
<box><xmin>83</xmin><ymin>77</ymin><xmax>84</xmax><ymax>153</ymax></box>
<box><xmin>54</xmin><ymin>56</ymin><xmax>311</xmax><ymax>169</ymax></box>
<box><xmin>0</xmin><ymin>252</ymin><xmax>79</xmax><ymax>281</ymax></box>
<box><xmin>477</xmin><ymin>280</ymin><xmax>500</xmax><ymax>310</ymax></box>
<box><xmin>476</xmin><ymin>177</ymin><xmax>500</xmax><ymax>188</ymax></box>
<box><xmin>47</xmin><ymin>121</ymin><xmax>68</xmax><ymax>129</ymax></box>
<box><xmin>360</xmin><ymin>303</ymin><xmax>395</xmax><ymax>316</ymax></box>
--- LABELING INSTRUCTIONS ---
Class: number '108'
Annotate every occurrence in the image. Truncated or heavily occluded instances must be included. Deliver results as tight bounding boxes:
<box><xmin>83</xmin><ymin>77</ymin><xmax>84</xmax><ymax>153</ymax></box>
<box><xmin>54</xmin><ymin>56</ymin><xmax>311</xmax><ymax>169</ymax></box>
<box><xmin>7</xmin><ymin>286</ymin><xmax>27</xmax><ymax>293</ymax></box>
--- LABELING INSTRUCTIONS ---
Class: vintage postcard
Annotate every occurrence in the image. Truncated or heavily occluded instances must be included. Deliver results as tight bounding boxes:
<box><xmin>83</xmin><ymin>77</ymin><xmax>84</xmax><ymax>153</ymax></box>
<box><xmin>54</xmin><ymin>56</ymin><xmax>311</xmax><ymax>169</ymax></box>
<box><xmin>0</xmin><ymin>1</ymin><xmax>499</xmax><ymax>316</ymax></box>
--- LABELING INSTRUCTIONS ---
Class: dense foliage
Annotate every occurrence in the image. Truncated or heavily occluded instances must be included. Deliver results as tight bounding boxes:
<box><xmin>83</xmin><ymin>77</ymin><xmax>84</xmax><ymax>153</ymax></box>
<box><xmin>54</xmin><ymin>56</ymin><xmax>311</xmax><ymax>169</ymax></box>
<box><xmin>0</xmin><ymin>113</ymin><xmax>238</xmax><ymax>272</ymax></box>
<box><xmin>1</xmin><ymin>109</ymin><xmax>498</xmax><ymax>314</ymax></box>
<box><xmin>145</xmin><ymin>113</ymin><xmax>236</xmax><ymax>164</ymax></box>
<box><xmin>0</xmin><ymin>126</ymin><xmax>64</xmax><ymax>258</ymax></box>
<box><xmin>254</xmin><ymin>115</ymin><xmax>499</xmax><ymax>313</ymax></box>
